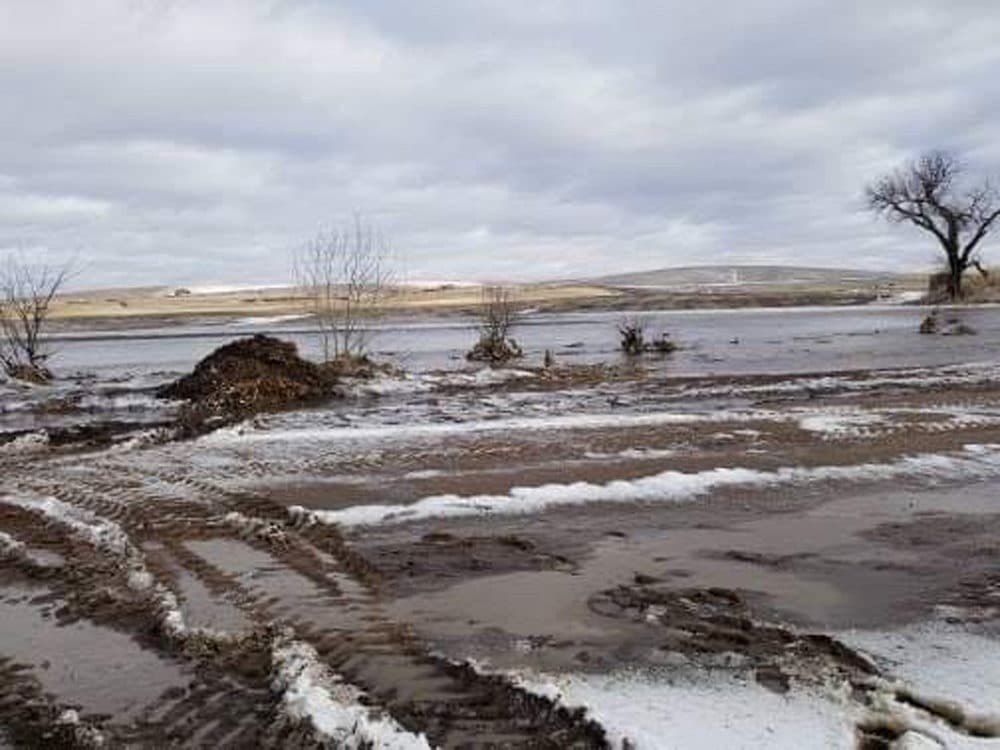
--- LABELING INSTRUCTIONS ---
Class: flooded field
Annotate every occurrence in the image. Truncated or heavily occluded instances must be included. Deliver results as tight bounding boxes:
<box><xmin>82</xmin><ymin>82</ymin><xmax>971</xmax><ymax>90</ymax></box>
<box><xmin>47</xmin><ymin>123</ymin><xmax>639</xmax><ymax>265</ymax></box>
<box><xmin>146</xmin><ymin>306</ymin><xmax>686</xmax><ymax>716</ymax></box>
<box><xmin>2</xmin><ymin>305</ymin><xmax>1000</xmax><ymax>748</ymax></box>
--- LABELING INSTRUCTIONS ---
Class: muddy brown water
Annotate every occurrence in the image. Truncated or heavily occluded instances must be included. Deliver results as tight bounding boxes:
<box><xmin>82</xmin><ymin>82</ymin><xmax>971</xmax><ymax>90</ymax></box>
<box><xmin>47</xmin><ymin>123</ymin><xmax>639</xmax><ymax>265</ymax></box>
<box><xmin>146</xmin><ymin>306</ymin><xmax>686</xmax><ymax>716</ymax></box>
<box><xmin>387</xmin><ymin>481</ymin><xmax>1000</xmax><ymax>676</ymax></box>
<box><xmin>0</xmin><ymin>586</ymin><xmax>190</xmax><ymax>721</ymax></box>
<box><xmin>3</xmin><ymin>345</ymin><xmax>1000</xmax><ymax>746</ymax></box>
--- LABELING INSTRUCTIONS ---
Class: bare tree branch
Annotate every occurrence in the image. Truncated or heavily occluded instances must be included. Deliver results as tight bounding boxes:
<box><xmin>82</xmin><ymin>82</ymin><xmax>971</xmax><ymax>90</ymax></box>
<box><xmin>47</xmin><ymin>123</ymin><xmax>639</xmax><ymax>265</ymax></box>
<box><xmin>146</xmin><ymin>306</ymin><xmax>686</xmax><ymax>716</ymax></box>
<box><xmin>466</xmin><ymin>285</ymin><xmax>523</xmax><ymax>363</ymax></box>
<box><xmin>293</xmin><ymin>214</ymin><xmax>395</xmax><ymax>362</ymax></box>
<box><xmin>0</xmin><ymin>255</ymin><xmax>72</xmax><ymax>383</ymax></box>
<box><xmin>867</xmin><ymin>151</ymin><xmax>999</xmax><ymax>300</ymax></box>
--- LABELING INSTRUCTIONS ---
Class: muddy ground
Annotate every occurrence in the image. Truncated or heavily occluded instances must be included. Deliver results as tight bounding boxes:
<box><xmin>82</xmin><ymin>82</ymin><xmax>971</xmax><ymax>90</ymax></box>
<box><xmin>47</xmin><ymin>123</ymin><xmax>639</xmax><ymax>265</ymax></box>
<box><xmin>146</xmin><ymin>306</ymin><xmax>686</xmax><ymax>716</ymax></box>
<box><xmin>1</xmin><ymin>353</ymin><xmax>1000</xmax><ymax>748</ymax></box>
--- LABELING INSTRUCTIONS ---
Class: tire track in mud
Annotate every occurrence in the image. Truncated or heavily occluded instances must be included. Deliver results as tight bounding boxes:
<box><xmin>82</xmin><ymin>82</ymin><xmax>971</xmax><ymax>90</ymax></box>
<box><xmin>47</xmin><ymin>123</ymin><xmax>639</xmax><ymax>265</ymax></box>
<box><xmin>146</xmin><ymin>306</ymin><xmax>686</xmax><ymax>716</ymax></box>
<box><xmin>172</xmin><ymin>527</ymin><xmax>609</xmax><ymax>747</ymax></box>
<box><xmin>1</xmin><ymin>445</ymin><xmax>610</xmax><ymax>747</ymax></box>
<box><xmin>0</xmin><ymin>518</ymin><xmax>277</xmax><ymax>748</ymax></box>
<box><xmin>5</xmin><ymin>370</ymin><xmax>1000</xmax><ymax>746</ymax></box>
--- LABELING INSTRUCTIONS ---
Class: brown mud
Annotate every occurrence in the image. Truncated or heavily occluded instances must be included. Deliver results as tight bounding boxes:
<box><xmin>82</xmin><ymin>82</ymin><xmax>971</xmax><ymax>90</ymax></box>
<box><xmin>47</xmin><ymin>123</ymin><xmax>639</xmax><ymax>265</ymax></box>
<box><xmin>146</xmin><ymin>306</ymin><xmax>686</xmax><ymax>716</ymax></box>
<box><xmin>157</xmin><ymin>335</ymin><xmax>340</xmax><ymax>435</ymax></box>
<box><xmin>2</xmin><ymin>359</ymin><xmax>1000</xmax><ymax>747</ymax></box>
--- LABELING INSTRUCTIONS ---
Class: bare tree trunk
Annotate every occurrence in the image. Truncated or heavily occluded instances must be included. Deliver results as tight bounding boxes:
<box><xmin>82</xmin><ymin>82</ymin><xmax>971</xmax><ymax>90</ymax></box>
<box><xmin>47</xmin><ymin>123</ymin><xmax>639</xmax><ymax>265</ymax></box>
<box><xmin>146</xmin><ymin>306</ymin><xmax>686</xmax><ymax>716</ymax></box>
<box><xmin>947</xmin><ymin>254</ymin><xmax>962</xmax><ymax>300</ymax></box>
<box><xmin>949</xmin><ymin>263</ymin><xmax>964</xmax><ymax>300</ymax></box>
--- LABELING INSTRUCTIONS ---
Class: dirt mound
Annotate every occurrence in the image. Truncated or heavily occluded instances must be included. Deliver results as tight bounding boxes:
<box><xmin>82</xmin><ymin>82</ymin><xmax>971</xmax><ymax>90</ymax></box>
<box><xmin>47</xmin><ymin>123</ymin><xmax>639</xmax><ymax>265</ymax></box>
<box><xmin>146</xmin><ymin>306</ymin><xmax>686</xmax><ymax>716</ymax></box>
<box><xmin>158</xmin><ymin>335</ymin><xmax>337</xmax><ymax>431</ymax></box>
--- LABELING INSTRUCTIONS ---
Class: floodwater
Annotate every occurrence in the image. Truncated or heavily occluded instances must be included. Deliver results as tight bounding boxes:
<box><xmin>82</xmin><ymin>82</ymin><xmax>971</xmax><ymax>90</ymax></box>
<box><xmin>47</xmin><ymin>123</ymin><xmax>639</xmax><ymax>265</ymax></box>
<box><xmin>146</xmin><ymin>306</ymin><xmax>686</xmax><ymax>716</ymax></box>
<box><xmin>44</xmin><ymin>303</ymin><xmax>1000</xmax><ymax>378</ymax></box>
<box><xmin>2</xmin><ymin>302</ymin><xmax>1000</xmax><ymax>748</ymax></box>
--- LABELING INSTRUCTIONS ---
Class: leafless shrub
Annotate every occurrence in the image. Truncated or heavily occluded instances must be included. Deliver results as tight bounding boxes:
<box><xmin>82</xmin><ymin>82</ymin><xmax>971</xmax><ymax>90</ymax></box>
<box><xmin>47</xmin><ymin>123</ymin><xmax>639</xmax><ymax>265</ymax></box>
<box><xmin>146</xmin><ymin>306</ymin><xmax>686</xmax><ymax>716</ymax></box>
<box><xmin>618</xmin><ymin>317</ymin><xmax>677</xmax><ymax>356</ymax></box>
<box><xmin>1</xmin><ymin>255</ymin><xmax>72</xmax><ymax>383</ymax></box>
<box><xmin>294</xmin><ymin>214</ymin><xmax>394</xmax><ymax>362</ymax></box>
<box><xmin>618</xmin><ymin>319</ymin><xmax>645</xmax><ymax>356</ymax></box>
<box><xmin>467</xmin><ymin>286</ymin><xmax>523</xmax><ymax>363</ymax></box>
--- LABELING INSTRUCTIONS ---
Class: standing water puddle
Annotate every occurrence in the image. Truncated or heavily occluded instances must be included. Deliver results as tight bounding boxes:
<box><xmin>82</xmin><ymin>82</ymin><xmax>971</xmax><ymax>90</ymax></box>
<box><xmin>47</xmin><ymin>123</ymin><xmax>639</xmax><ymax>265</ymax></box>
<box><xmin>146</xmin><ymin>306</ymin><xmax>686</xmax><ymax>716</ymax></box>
<box><xmin>143</xmin><ymin>542</ymin><xmax>251</xmax><ymax>634</ymax></box>
<box><xmin>0</xmin><ymin>586</ymin><xmax>189</xmax><ymax>721</ymax></box>
<box><xmin>184</xmin><ymin>539</ymin><xmax>368</xmax><ymax>632</ymax></box>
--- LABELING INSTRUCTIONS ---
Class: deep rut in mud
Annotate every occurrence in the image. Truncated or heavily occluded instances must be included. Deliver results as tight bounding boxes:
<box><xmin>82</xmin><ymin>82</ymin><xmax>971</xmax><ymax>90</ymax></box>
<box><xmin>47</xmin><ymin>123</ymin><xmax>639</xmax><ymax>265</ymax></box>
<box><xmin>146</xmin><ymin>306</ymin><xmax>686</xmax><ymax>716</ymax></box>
<box><xmin>0</xmin><ymin>441</ymin><xmax>610</xmax><ymax>748</ymax></box>
<box><xmin>5</xmin><ymin>362</ymin><xmax>1000</xmax><ymax>747</ymax></box>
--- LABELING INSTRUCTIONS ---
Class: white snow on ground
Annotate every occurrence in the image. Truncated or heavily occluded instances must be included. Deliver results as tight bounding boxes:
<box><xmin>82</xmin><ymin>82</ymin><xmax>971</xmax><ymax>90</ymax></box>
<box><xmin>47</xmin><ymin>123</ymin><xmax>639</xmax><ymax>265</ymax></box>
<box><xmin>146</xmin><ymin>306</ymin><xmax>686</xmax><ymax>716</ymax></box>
<box><xmin>292</xmin><ymin>444</ymin><xmax>1000</xmax><ymax>527</ymax></box>
<box><xmin>504</xmin><ymin>660</ymin><xmax>1000</xmax><ymax>750</ymax></box>
<box><xmin>347</xmin><ymin>374</ymin><xmax>435</xmax><ymax>398</ymax></box>
<box><xmin>233</xmin><ymin>313</ymin><xmax>310</xmax><ymax>326</ymax></box>
<box><xmin>678</xmin><ymin>362</ymin><xmax>1000</xmax><ymax>400</ymax></box>
<box><xmin>840</xmin><ymin>623</ymin><xmax>1000</xmax><ymax>719</ymax></box>
<box><xmin>0</xmin><ymin>530</ymin><xmax>64</xmax><ymax>569</ymax></box>
<box><xmin>200</xmin><ymin>398</ymin><xmax>1000</xmax><ymax>451</ymax></box>
<box><xmin>509</xmin><ymin>667</ymin><xmax>856</xmax><ymax>750</ymax></box>
<box><xmin>0</xmin><ymin>493</ymin><xmax>191</xmax><ymax>638</ymax></box>
<box><xmin>0</xmin><ymin>494</ymin><xmax>132</xmax><ymax>556</ymax></box>
<box><xmin>105</xmin><ymin>428</ymin><xmax>171</xmax><ymax>453</ymax></box>
<box><xmin>271</xmin><ymin>638</ymin><xmax>432</xmax><ymax>750</ymax></box>
<box><xmin>55</xmin><ymin>709</ymin><xmax>107</xmax><ymax>747</ymax></box>
<box><xmin>798</xmin><ymin>410</ymin><xmax>887</xmax><ymax>438</ymax></box>
<box><xmin>883</xmin><ymin>291</ymin><xmax>926</xmax><ymax>305</ymax></box>
<box><xmin>0</xmin><ymin>397</ymin><xmax>32</xmax><ymax>413</ymax></box>
<box><xmin>835</xmin><ymin>623</ymin><xmax>1000</xmax><ymax>749</ymax></box>
<box><xmin>0</xmin><ymin>530</ymin><xmax>25</xmax><ymax>558</ymax></box>
<box><xmin>583</xmin><ymin>447</ymin><xmax>678</xmax><ymax>460</ymax></box>
<box><xmin>183</xmin><ymin>283</ymin><xmax>290</xmax><ymax>295</ymax></box>
<box><xmin>224</xmin><ymin>510</ymin><xmax>290</xmax><ymax>547</ymax></box>
<box><xmin>335</xmin><ymin>368</ymin><xmax>535</xmax><ymax>398</ymax></box>
<box><xmin>0</xmin><ymin>431</ymin><xmax>49</xmax><ymax>453</ymax></box>
<box><xmin>77</xmin><ymin>392</ymin><xmax>174</xmax><ymax>412</ymax></box>
<box><xmin>204</xmin><ymin>408</ymin><xmax>777</xmax><ymax>446</ymax></box>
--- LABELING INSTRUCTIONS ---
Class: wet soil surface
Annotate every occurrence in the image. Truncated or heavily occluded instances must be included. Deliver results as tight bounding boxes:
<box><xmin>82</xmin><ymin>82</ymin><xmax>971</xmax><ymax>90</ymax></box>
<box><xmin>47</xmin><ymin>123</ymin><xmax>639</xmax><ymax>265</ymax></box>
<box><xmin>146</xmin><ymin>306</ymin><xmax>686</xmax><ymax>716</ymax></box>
<box><xmin>2</xmin><ymin>356</ymin><xmax>1000</xmax><ymax>747</ymax></box>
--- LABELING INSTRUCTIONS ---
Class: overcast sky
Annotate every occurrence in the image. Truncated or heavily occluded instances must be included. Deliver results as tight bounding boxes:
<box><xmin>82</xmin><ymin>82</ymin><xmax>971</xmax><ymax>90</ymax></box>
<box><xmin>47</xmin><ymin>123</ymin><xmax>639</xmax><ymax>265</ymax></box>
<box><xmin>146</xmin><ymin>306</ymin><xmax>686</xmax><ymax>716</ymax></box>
<box><xmin>2</xmin><ymin>1</ymin><xmax>999</xmax><ymax>288</ymax></box>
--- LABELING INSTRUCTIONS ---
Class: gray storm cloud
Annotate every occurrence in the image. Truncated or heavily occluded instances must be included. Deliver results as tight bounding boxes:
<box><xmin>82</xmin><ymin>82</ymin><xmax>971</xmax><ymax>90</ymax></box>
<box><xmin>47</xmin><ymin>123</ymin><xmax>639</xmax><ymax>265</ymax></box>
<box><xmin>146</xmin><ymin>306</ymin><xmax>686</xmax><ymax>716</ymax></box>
<box><xmin>1</xmin><ymin>0</ymin><xmax>998</xmax><ymax>287</ymax></box>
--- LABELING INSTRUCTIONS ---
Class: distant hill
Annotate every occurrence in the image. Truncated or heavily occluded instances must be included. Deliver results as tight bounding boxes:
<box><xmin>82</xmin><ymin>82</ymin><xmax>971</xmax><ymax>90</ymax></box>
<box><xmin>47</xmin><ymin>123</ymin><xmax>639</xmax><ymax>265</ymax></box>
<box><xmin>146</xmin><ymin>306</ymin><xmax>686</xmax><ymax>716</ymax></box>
<box><xmin>588</xmin><ymin>265</ymin><xmax>910</xmax><ymax>289</ymax></box>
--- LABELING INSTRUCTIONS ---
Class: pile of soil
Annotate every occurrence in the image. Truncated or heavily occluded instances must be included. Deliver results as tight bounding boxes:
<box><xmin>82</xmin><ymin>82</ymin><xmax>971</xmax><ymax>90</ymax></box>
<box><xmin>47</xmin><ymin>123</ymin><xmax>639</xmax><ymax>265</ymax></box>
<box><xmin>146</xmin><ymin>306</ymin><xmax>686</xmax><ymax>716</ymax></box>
<box><xmin>158</xmin><ymin>335</ymin><xmax>338</xmax><ymax>431</ymax></box>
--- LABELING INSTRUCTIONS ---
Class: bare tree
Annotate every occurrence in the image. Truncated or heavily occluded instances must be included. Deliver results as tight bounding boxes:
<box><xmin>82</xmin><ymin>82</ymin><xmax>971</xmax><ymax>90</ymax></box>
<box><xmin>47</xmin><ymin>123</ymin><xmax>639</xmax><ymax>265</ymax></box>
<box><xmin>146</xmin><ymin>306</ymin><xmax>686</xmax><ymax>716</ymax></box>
<box><xmin>0</xmin><ymin>255</ymin><xmax>71</xmax><ymax>383</ymax></box>
<box><xmin>294</xmin><ymin>215</ymin><xmax>394</xmax><ymax>362</ymax></box>
<box><xmin>467</xmin><ymin>285</ymin><xmax>523</xmax><ymax>363</ymax></box>
<box><xmin>867</xmin><ymin>151</ymin><xmax>1000</xmax><ymax>300</ymax></box>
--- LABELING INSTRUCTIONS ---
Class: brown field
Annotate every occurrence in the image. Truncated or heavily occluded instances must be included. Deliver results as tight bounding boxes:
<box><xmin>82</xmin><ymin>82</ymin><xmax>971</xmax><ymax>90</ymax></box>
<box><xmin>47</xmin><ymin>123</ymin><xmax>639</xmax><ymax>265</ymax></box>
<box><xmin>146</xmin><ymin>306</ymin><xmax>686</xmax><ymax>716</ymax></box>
<box><xmin>48</xmin><ymin>282</ymin><xmax>621</xmax><ymax>322</ymax></box>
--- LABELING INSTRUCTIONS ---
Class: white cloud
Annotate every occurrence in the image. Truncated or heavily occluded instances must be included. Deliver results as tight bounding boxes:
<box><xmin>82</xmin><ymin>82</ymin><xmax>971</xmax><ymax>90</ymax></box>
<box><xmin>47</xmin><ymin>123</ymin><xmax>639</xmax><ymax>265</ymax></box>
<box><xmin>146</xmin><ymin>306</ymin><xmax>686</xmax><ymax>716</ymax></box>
<box><xmin>0</xmin><ymin>0</ymin><xmax>998</xmax><ymax>286</ymax></box>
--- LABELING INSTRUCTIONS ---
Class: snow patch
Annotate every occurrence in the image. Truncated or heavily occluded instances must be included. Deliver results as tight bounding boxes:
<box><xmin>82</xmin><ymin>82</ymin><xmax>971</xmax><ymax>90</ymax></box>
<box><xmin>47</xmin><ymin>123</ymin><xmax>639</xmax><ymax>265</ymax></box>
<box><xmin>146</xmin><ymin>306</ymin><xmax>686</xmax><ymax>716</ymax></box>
<box><xmin>0</xmin><ymin>494</ymin><xmax>132</xmax><ymax>556</ymax></box>
<box><xmin>183</xmin><ymin>283</ymin><xmax>290</xmax><ymax>295</ymax></box>
<box><xmin>55</xmin><ymin>708</ymin><xmax>107</xmax><ymax>747</ymax></box>
<box><xmin>679</xmin><ymin>363</ymin><xmax>1000</xmax><ymax>400</ymax></box>
<box><xmin>78</xmin><ymin>392</ymin><xmax>173</xmax><ymax>412</ymax></box>
<box><xmin>509</xmin><ymin>667</ymin><xmax>856</xmax><ymax>750</ymax></box>
<box><xmin>106</xmin><ymin>428</ymin><xmax>171</xmax><ymax>453</ymax></box>
<box><xmin>0</xmin><ymin>530</ymin><xmax>25</xmax><ymax>558</ymax></box>
<box><xmin>205</xmin><ymin>408</ymin><xmax>771</xmax><ymax>446</ymax></box>
<box><xmin>0</xmin><ymin>493</ymin><xmax>190</xmax><ymax>638</ymax></box>
<box><xmin>233</xmin><ymin>313</ymin><xmax>309</xmax><ymax>326</ymax></box>
<box><xmin>798</xmin><ymin>410</ymin><xmax>886</xmax><ymax>438</ymax></box>
<box><xmin>839</xmin><ymin>623</ymin><xmax>1000</xmax><ymax>719</ymax></box>
<box><xmin>347</xmin><ymin>374</ymin><xmax>434</xmax><ymax>398</ymax></box>
<box><xmin>224</xmin><ymin>510</ymin><xmax>289</xmax><ymax>546</ymax></box>
<box><xmin>584</xmin><ymin>447</ymin><xmax>678</xmax><ymax>461</ymax></box>
<box><xmin>271</xmin><ymin>638</ymin><xmax>431</xmax><ymax>749</ymax></box>
<box><xmin>295</xmin><ymin>444</ymin><xmax>1000</xmax><ymax>527</ymax></box>
<box><xmin>0</xmin><ymin>431</ymin><xmax>49</xmax><ymax>453</ymax></box>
